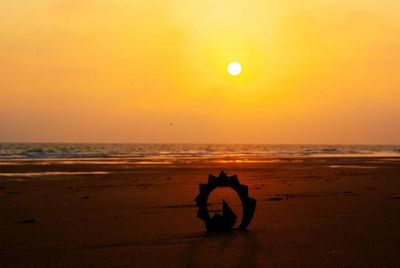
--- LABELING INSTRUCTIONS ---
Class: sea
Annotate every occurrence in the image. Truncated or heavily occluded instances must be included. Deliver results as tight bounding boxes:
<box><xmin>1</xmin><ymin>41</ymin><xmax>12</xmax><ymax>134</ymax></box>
<box><xmin>1</xmin><ymin>143</ymin><xmax>400</xmax><ymax>162</ymax></box>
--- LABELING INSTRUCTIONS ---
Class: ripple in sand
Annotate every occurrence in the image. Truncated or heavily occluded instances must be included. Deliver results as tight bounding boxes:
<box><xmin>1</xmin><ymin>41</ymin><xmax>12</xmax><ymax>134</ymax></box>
<box><xmin>0</xmin><ymin>171</ymin><xmax>110</xmax><ymax>177</ymax></box>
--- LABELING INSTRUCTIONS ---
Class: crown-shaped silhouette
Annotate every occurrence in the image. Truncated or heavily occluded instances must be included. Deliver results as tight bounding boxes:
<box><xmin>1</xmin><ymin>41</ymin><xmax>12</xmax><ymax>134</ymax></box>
<box><xmin>195</xmin><ymin>171</ymin><xmax>256</xmax><ymax>232</ymax></box>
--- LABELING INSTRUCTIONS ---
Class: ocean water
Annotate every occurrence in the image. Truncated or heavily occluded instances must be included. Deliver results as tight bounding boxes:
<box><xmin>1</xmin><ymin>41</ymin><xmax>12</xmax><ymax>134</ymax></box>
<box><xmin>0</xmin><ymin>143</ymin><xmax>399</xmax><ymax>161</ymax></box>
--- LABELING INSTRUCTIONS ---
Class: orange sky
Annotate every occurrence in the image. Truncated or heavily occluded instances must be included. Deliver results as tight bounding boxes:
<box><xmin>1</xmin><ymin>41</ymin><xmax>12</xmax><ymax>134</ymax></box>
<box><xmin>1</xmin><ymin>0</ymin><xmax>400</xmax><ymax>143</ymax></box>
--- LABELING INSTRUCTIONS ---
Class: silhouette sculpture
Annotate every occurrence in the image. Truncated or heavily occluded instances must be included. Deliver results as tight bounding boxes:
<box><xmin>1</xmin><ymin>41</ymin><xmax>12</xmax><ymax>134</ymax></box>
<box><xmin>195</xmin><ymin>171</ymin><xmax>257</xmax><ymax>232</ymax></box>
<box><xmin>206</xmin><ymin>200</ymin><xmax>237</xmax><ymax>232</ymax></box>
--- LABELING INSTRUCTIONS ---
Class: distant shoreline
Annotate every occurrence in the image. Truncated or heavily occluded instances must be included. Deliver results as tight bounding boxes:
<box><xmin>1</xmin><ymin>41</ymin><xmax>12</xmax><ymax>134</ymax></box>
<box><xmin>1</xmin><ymin>143</ymin><xmax>400</xmax><ymax>160</ymax></box>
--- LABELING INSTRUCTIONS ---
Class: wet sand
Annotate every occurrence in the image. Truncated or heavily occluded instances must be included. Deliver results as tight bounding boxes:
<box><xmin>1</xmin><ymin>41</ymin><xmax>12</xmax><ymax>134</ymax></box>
<box><xmin>1</xmin><ymin>157</ymin><xmax>400</xmax><ymax>267</ymax></box>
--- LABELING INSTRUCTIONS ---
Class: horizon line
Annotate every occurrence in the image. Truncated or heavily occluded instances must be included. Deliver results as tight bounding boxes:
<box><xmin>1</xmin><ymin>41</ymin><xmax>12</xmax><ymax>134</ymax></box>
<box><xmin>0</xmin><ymin>141</ymin><xmax>399</xmax><ymax>146</ymax></box>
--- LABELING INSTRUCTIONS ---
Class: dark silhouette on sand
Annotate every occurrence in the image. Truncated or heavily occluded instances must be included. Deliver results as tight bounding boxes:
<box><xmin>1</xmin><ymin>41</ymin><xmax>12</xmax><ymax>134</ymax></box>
<box><xmin>206</xmin><ymin>200</ymin><xmax>237</xmax><ymax>232</ymax></box>
<box><xmin>195</xmin><ymin>171</ymin><xmax>257</xmax><ymax>232</ymax></box>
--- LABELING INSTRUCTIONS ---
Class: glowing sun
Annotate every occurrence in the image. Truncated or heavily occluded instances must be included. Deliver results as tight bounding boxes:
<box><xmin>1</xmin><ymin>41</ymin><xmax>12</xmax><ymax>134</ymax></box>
<box><xmin>227</xmin><ymin>61</ymin><xmax>242</xmax><ymax>76</ymax></box>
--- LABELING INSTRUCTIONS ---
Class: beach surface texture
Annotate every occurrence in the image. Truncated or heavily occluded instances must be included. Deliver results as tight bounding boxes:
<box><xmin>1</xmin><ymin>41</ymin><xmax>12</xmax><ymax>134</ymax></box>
<box><xmin>1</xmin><ymin>145</ymin><xmax>400</xmax><ymax>267</ymax></box>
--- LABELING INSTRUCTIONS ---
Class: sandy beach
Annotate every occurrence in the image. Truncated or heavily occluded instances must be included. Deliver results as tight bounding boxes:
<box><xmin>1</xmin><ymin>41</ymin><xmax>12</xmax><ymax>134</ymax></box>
<box><xmin>2</xmin><ymin>0</ymin><xmax>400</xmax><ymax>265</ymax></box>
<box><xmin>1</xmin><ymin>157</ymin><xmax>400</xmax><ymax>267</ymax></box>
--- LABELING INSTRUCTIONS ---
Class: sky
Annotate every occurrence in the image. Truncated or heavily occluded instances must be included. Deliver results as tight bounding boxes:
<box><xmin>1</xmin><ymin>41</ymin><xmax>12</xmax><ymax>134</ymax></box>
<box><xmin>1</xmin><ymin>0</ymin><xmax>400</xmax><ymax>143</ymax></box>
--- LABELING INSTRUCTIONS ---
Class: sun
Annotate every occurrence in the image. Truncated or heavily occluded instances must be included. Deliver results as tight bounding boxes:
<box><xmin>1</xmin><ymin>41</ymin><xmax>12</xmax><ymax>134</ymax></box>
<box><xmin>227</xmin><ymin>61</ymin><xmax>242</xmax><ymax>76</ymax></box>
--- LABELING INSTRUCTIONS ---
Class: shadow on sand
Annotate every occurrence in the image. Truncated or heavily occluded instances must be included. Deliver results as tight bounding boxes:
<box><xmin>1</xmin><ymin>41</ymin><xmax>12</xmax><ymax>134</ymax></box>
<box><xmin>182</xmin><ymin>231</ymin><xmax>262</xmax><ymax>267</ymax></box>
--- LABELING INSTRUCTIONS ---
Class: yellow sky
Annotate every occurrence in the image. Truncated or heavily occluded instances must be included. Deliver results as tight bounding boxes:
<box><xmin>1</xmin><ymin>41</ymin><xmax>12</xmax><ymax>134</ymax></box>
<box><xmin>1</xmin><ymin>0</ymin><xmax>400</xmax><ymax>143</ymax></box>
